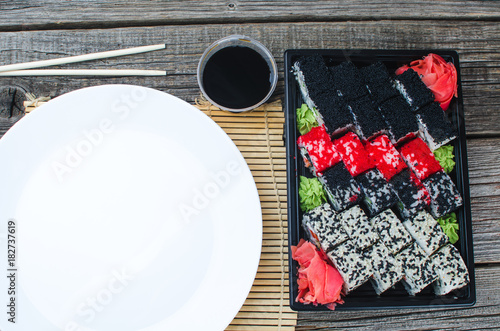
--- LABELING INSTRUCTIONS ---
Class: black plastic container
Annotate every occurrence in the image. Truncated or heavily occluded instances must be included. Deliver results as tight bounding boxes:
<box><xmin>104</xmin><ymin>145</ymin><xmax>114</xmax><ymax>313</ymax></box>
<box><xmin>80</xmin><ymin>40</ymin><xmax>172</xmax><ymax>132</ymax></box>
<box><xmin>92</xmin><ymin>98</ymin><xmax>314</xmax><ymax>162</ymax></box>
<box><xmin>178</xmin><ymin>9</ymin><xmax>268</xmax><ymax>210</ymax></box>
<box><xmin>284</xmin><ymin>50</ymin><xmax>475</xmax><ymax>311</ymax></box>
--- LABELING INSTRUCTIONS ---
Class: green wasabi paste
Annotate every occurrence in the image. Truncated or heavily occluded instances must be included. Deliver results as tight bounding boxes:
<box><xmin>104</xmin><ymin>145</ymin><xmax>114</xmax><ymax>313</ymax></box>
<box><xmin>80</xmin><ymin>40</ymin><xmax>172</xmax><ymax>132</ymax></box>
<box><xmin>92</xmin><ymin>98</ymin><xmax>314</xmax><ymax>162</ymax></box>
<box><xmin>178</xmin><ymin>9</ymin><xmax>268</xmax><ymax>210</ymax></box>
<box><xmin>298</xmin><ymin>176</ymin><xmax>326</xmax><ymax>212</ymax></box>
<box><xmin>437</xmin><ymin>212</ymin><xmax>459</xmax><ymax>244</ymax></box>
<box><xmin>433</xmin><ymin>145</ymin><xmax>455</xmax><ymax>174</ymax></box>
<box><xmin>296</xmin><ymin>104</ymin><xmax>318</xmax><ymax>135</ymax></box>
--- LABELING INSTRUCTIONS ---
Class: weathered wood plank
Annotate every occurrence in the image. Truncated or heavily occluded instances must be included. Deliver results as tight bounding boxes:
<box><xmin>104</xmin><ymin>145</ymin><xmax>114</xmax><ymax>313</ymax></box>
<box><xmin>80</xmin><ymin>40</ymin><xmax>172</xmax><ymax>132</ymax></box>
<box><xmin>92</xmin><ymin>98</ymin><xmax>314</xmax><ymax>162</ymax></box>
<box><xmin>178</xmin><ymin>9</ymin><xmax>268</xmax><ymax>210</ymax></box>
<box><xmin>296</xmin><ymin>264</ymin><xmax>500</xmax><ymax>330</ymax></box>
<box><xmin>467</xmin><ymin>138</ymin><xmax>500</xmax><ymax>264</ymax></box>
<box><xmin>0</xmin><ymin>21</ymin><xmax>499</xmax><ymax>135</ymax></box>
<box><xmin>0</xmin><ymin>0</ymin><xmax>499</xmax><ymax>30</ymax></box>
<box><xmin>0</xmin><ymin>86</ymin><xmax>25</xmax><ymax>120</ymax></box>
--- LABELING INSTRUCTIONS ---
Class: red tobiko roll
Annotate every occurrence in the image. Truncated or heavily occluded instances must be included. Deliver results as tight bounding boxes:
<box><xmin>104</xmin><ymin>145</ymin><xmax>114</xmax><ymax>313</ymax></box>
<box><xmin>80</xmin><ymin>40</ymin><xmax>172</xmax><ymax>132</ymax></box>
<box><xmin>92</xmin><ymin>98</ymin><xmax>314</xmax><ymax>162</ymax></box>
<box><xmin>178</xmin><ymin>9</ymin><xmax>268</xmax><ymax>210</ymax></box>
<box><xmin>334</xmin><ymin>132</ymin><xmax>373</xmax><ymax>177</ymax></box>
<box><xmin>399</xmin><ymin>137</ymin><xmax>442</xmax><ymax>181</ymax></box>
<box><xmin>366</xmin><ymin>135</ymin><xmax>407</xmax><ymax>181</ymax></box>
<box><xmin>395</xmin><ymin>53</ymin><xmax>458</xmax><ymax>111</ymax></box>
<box><xmin>292</xmin><ymin>239</ymin><xmax>344</xmax><ymax>310</ymax></box>
<box><xmin>297</xmin><ymin>125</ymin><xmax>341</xmax><ymax>175</ymax></box>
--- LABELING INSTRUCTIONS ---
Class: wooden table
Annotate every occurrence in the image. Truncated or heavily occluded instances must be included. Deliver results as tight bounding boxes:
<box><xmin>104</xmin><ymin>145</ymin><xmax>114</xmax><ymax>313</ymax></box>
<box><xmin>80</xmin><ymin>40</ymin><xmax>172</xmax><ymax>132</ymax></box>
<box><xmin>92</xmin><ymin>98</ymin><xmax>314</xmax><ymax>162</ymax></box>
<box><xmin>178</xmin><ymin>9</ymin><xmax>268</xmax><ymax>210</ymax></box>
<box><xmin>1</xmin><ymin>1</ymin><xmax>499</xmax><ymax>329</ymax></box>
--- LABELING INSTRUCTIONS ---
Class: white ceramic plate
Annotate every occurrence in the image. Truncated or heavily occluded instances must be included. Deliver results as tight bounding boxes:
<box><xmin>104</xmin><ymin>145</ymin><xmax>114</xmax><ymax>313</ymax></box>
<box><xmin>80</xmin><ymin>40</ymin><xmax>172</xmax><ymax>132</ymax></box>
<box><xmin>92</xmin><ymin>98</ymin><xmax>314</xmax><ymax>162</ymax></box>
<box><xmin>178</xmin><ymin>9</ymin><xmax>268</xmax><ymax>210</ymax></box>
<box><xmin>0</xmin><ymin>85</ymin><xmax>262</xmax><ymax>331</ymax></box>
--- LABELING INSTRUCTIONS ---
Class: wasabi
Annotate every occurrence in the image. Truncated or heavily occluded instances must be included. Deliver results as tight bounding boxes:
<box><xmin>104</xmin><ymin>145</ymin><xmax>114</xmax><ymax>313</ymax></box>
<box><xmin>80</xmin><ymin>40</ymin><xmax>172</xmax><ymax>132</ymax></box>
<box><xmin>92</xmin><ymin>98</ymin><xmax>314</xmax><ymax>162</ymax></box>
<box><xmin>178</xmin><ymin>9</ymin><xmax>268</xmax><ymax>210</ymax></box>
<box><xmin>436</xmin><ymin>212</ymin><xmax>459</xmax><ymax>244</ymax></box>
<box><xmin>298</xmin><ymin>176</ymin><xmax>326</xmax><ymax>212</ymax></box>
<box><xmin>296</xmin><ymin>103</ymin><xmax>318</xmax><ymax>135</ymax></box>
<box><xmin>433</xmin><ymin>145</ymin><xmax>455</xmax><ymax>174</ymax></box>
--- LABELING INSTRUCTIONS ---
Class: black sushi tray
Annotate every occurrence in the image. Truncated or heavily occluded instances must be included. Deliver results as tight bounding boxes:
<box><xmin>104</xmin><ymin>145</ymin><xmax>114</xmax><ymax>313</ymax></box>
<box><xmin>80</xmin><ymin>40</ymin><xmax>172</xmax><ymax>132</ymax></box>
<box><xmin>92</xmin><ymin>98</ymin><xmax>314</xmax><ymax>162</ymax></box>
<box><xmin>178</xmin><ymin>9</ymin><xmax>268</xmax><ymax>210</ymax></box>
<box><xmin>284</xmin><ymin>50</ymin><xmax>475</xmax><ymax>311</ymax></box>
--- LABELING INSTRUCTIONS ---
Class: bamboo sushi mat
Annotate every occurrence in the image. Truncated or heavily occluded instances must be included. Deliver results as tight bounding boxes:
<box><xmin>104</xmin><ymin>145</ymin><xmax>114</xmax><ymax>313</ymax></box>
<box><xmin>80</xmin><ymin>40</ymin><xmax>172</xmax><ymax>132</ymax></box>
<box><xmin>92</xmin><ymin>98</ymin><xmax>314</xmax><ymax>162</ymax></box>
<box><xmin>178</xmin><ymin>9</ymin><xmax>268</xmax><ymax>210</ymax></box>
<box><xmin>195</xmin><ymin>99</ymin><xmax>297</xmax><ymax>331</ymax></box>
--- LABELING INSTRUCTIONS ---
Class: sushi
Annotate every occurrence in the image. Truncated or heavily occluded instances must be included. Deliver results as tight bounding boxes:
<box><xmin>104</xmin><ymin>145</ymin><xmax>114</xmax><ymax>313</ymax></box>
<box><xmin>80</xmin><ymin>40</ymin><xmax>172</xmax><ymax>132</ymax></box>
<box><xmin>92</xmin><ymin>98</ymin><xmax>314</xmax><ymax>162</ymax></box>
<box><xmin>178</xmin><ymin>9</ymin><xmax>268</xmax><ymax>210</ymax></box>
<box><xmin>378</xmin><ymin>96</ymin><xmax>420</xmax><ymax>145</ymax></box>
<box><xmin>390</xmin><ymin>168</ymin><xmax>431</xmax><ymax>219</ymax></box>
<box><xmin>327</xmin><ymin>239</ymin><xmax>373</xmax><ymax>294</ymax></box>
<box><xmin>394</xmin><ymin>68</ymin><xmax>435</xmax><ymax>111</ymax></box>
<box><xmin>363</xmin><ymin>241</ymin><xmax>404</xmax><ymax>295</ymax></box>
<box><xmin>396</xmin><ymin>243</ymin><xmax>438</xmax><ymax>295</ymax></box>
<box><xmin>431</xmin><ymin>244</ymin><xmax>470</xmax><ymax>295</ymax></box>
<box><xmin>319</xmin><ymin>163</ymin><xmax>363</xmax><ymax>211</ymax></box>
<box><xmin>315</xmin><ymin>92</ymin><xmax>355</xmax><ymax>135</ymax></box>
<box><xmin>422</xmin><ymin>170</ymin><xmax>463</xmax><ymax>218</ymax></box>
<box><xmin>292</xmin><ymin>55</ymin><xmax>331</xmax><ymax>114</ymax></box>
<box><xmin>337</xmin><ymin>205</ymin><xmax>378</xmax><ymax>250</ymax></box>
<box><xmin>292</xmin><ymin>55</ymin><xmax>354</xmax><ymax>134</ymax></box>
<box><xmin>366</xmin><ymin>134</ymin><xmax>408</xmax><ymax>182</ymax></box>
<box><xmin>329</xmin><ymin>61</ymin><xmax>369</xmax><ymax>101</ymax></box>
<box><xmin>398</xmin><ymin>137</ymin><xmax>443</xmax><ymax>181</ymax></box>
<box><xmin>348</xmin><ymin>95</ymin><xmax>388</xmax><ymax>141</ymax></box>
<box><xmin>402</xmin><ymin>210</ymin><xmax>449</xmax><ymax>255</ymax></box>
<box><xmin>356</xmin><ymin>169</ymin><xmax>399</xmax><ymax>216</ymax></box>
<box><xmin>291</xmin><ymin>56</ymin><xmax>470</xmax><ymax>307</ymax></box>
<box><xmin>302</xmin><ymin>203</ymin><xmax>349</xmax><ymax>253</ymax></box>
<box><xmin>297</xmin><ymin>125</ymin><xmax>341</xmax><ymax>176</ymax></box>
<box><xmin>333</xmin><ymin>132</ymin><xmax>373</xmax><ymax>177</ymax></box>
<box><xmin>360</xmin><ymin>62</ymin><xmax>400</xmax><ymax>106</ymax></box>
<box><xmin>371</xmin><ymin>209</ymin><xmax>413</xmax><ymax>255</ymax></box>
<box><xmin>416</xmin><ymin>101</ymin><xmax>457</xmax><ymax>151</ymax></box>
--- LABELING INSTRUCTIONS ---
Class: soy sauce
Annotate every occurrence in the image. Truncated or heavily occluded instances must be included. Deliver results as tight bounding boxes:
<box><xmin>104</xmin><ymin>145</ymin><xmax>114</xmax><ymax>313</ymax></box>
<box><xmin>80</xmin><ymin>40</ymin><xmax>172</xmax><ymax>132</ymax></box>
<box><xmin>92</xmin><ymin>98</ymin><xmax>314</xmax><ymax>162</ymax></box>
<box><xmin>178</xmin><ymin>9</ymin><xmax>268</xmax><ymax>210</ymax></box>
<box><xmin>202</xmin><ymin>46</ymin><xmax>271</xmax><ymax>110</ymax></box>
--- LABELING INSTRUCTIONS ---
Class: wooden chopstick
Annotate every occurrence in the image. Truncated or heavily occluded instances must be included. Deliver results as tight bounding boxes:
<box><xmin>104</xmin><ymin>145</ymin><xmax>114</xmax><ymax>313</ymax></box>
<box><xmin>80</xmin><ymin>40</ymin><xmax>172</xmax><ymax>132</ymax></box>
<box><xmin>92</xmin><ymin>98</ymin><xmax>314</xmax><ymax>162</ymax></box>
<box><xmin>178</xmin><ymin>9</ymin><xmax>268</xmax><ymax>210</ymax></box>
<box><xmin>0</xmin><ymin>69</ymin><xmax>166</xmax><ymax>76</ymax></box>
<box><xmin>0</xmin><ymin>44</ymin><xmax>166</xmax><ymax>73</ymax></box>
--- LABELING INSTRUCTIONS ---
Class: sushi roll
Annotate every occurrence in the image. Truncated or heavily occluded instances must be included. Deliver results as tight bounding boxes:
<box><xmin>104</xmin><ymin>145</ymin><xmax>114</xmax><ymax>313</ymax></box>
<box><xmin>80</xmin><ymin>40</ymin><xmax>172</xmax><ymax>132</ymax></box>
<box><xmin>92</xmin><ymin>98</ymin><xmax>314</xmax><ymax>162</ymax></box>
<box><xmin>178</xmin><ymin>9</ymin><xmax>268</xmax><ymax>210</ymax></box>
<box><xmin>363</xmin><ymin>241</ymin><xmax>404</xmax><ymax>295</ymax></box>
<box><xmin>394</xmin><ymin>68</ymin><xmax>435</xmax><ymax>111</ymax></box>
<box><xmin>402</xmin><ymin>210</ymin><xmax>449</xmax><ymax>255</ymax></box>
<box><xmin>327</xmin><ymin>239</ymin><xmax>373</xmax><ymax>294</ymax></box>
<box><xmin>302</xmin><ymin>203</ymin><xmax>349</xmax><ymax>253</ymax></box>
<box><xmin>333</xmin><ymin>132</ymin><xmax>373</xmax><ymax>177</ymax></box>
<box><xmin>329</xmin><ymin>61</ymin><xmax>369</xmax><ymax>101</ymax></box>
<box><xmin>297</xmin><ymin>125</ymin><xmax>341</xmax><ymax>176</ymax></box>
<box><xmin>378</xmin><ymin>96</ymin><xmax>420</xmax><ymax>145</ymax></box>
<box><xmin>316</xmin><ymin>94</ymin><xmax>355</xmax><ymax>136</ymax></box>
<box><xmin>360</xmin><ymin>62</ymin><xmax>400</xmax><ymax>106</ymax></box>
<box><xmin>338</xmin><ymin>205</ymin><xmax>378</xmax><ymax>250</ymax></box>
<box><xmin>366</xmin><ymin>134</ymin><xmax>408</xmax><ymax>182</ymax></box>
<box><xmin>357</xmin><ymin>169</ymin><xmax>399</xmax><ymax>216</ymax></box>
<box><xmin>416</xmin><ymin>101</ymin><xmax>457</xmax><ymax>151</ymax></box>
<box><xmin>319</xmin><ymin>163</ymin><xmax>363</xmax><ymax>211</ymax></box>
<box><xmin>396</xmin><ymin>242</ymin><xmax>439</xmax><ymax>295</ymax></box>
<box><xmin>398</xmin><ymin>137</ymin><xmax>443</xmax><ymax>181</ymax></box>
<box><xmin>371</xmin><ymin>209</ymin><xmax>413</xmax><ymax>255</ymax></box>
<box><xmin>292</xmin><ymin>55</ymin><xmax>331</xmax><ymax>113</ymax></box>
<box><xmin>292</xmin><ymin>55</ymin><xmax>354</xmax><ymax>135</ymax></box>
<box><xmin>348</xmin><ymin>95</ymin><xmax>388</xmax><ymax>141</ymax></box>
<box><xmin>422</xmin><ymin>170</ymin><xmax>463</xmax><ymax>218</ymax></box>
<box><xmin>390</xmin><ymin>168</ymin><xmax>431</xmax><ymax>219</ymax></box>
<box><xmin>431</xmin><ymin>244</ymin><xmax>470</xmax><ymax>295</ymax></box>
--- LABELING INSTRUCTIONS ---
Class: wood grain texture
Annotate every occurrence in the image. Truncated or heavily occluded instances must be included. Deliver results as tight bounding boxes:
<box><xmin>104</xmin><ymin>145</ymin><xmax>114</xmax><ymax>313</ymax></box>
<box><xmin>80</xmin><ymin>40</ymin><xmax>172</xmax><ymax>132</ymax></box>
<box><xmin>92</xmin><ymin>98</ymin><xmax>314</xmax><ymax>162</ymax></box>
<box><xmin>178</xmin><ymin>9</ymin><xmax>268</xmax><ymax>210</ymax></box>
<box><xmin>0</xmin><ymin>86</ymin><xmax>25</xmax><ymax>119</ymax></box>
<box><xmin>296</xmin><ymin>264</ymin><xmax>500</xmax><ymax>330</ymax></box>
<box><xmin>0</xmin><ymin>0</ymin><xmax>499</xmax><ymax>31</ymax></box>
<box><xmin>467</xmin><ymin>138</ymin><xmax>500</xmax><ymax>264</ymax></box>
<box><xmin>0</xmin><ymin>21</ymin><xmax>499</xmax><ymax>135</ymax></box>
<box><xmin>0</xmin><ymin>5</ymin><xmax>499</xmax><ymax>327</ymax></box>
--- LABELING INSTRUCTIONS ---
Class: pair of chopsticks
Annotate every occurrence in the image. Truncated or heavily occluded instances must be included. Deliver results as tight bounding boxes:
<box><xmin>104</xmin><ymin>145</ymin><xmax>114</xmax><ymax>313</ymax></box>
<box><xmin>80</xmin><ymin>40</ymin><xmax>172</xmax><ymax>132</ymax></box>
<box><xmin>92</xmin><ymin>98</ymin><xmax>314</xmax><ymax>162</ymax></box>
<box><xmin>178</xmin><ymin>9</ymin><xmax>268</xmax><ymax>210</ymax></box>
<box><xmin>0</xmin><ymin>44</ymin><xmax>166</xmax><ymax>76</ymax></box>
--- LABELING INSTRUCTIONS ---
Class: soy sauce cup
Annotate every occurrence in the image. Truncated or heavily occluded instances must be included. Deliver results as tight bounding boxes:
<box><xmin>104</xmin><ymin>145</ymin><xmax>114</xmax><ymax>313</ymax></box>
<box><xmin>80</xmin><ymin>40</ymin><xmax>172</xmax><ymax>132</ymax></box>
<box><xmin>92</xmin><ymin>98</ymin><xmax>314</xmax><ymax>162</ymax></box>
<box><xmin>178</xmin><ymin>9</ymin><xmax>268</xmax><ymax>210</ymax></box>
<box><xmin>197</xmin><ymin>35</ymin><xmax>278</xmax><ymax>112</ymax></box>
